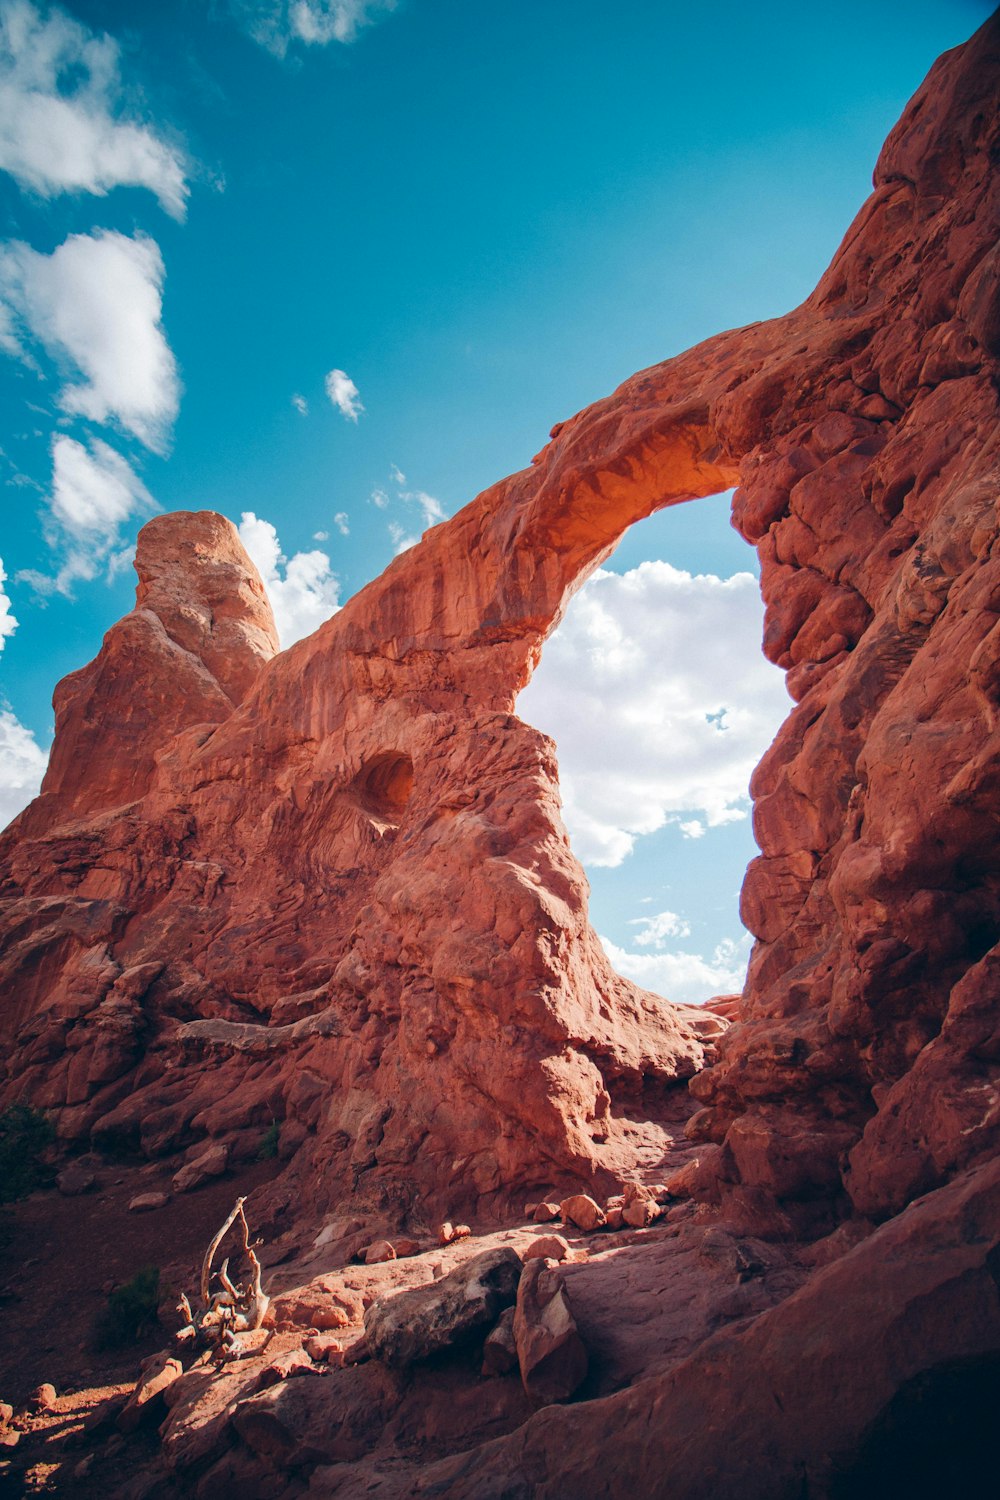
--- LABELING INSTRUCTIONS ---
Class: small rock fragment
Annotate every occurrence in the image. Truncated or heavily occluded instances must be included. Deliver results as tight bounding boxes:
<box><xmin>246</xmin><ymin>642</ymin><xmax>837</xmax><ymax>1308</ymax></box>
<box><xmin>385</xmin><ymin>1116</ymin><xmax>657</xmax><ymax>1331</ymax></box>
<box><xmin>482</xmin><ymin>1306</ymin><xmax>517</xmax><ymax>1376</ymax></box>
<box><xmin>559</xmin><ymin>1194</ymin><xmax>606</xmax><ymax>1232</ymax></box>
<box><xmin>522</xmin><ymin>1233</ymin><xmax>570</xmax><ymax>1263</ymax></box>
<box><xmin>438</xmin><ymin>1221</ymin><xmax>471</xmax><ymax>1245</ymax></box>
<box><xmin>30</xmin><ymin>1383</ymin><xmax>57</xmax><ymax>1412</ymax></box>
<box><xmin>392</xmin><ymin>1238</ymin><xmax>421</xmax><ymax>1258</ymax></box>
<box><xmin>513</xmin><ymin>1259</ymin><xmax>587</xmax><ymax>1403</ymax></box>
<box><xmin>56</xmin><ymin>1162</ymin><xmax>96</xmax><ymax>1196</ymax></box>
<box><xmin>304</xmin><ymin>1334</ymin><xmax>346</xmax><ymax>1362</ymax></box>
<box><xmin>253</xmin><ymin>1348</ymin><xmax>317</xmax><ymax>1391</ymax></box>
<box><xmin>171</xmin><ymin>1142</ymin><xmax>229</xmax><ymax>1195</ymax></box>
<box><xmin>118</xmin><ymin>1352</ymin><xmax>183</xmax><ymax>1432</ymax></box>
<box><xmin>622</xmin><ymin>1183</ymin><xmax>660</xmax><ymax>1228</ymax></box>
<box><xmin>0</xmin><ymin>1402</ymin><xmax>12</xmax><ymax>1428</ymax></box>
<box><xmin>128</xmin><ymin>1191</ymin><xmax>170</xmax><ymax>1212</ymax></box>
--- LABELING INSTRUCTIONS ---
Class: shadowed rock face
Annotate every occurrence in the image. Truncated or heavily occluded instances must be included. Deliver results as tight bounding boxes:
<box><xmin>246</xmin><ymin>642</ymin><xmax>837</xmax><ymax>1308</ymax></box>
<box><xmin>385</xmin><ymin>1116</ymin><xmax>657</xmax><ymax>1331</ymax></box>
<box><xmin>2</xmin><ymin>18</ymin><xmax>999</xmax><ymax>1248</ymax></box>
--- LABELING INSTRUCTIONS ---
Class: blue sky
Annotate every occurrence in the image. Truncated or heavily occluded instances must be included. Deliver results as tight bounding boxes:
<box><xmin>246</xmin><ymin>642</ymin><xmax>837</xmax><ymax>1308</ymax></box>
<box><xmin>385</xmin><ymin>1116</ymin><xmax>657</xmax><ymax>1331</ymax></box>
<box><xmin>0</xmin><ymin>0</ymin><xmax>992</xmax><ymax>1001</ymax></box>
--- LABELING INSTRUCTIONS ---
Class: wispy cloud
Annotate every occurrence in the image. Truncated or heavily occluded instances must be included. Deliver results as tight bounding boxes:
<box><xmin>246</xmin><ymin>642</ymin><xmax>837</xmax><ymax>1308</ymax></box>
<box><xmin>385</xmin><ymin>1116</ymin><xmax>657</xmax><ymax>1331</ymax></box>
<box><xmin>600</xmin><ymin>932</ymin><xmax>750</xmax><ymax>1007</ymax></box>
<box><xmin>399</xmin><ymin>487</ymin><xmax>445</xmax><ymax>528</ymax></box>
<box><xmin>291</xmin><ymin>392</ymin><xmax>308</xmax><ymax>415</ymax></box>
<box><xmin>333</xmin><ymin>511</ymin><xmax>349</xmax><ymax>535</ymax></box>
<box><xmin>518</xmin><ymin>561</ymin><xmax>789</xmax><ymax>868</ymax></box>
<box><xmin>0</xmin><ymin>0</ymin><xmax>188</xmax><ymax>217</ymax></box>
<box><xmin>627</xmin><ymin>909</ymin><xmax>691</xmax><ymax>947</ymax></box>
<box><xmin>369</xmin><ymin>487</ymin><xmax>389</xmax><ymax>509</ymax></box>
<box><xmin>0</xmin><ymin>230</ymin><xmax>180</xmax><ymax>454</ymax></box>
<box><xmin>325</xmin><ymin>367</ymin><xmax>363</xmax><ymax>423</ymax></box>
<box><xmin>238</xmin><ymin>511</ymin><xmax>340</xmax><ymax>647</ymax></box>
<box><xmin>231</xmin><ymin>0</ymin><xmax>397</xmax><ymax>56</ymax></box>
<box><xmin>387</xmin><ymin>519</ymin><xmax>418</xmax><ymax>555</ymax></box>
<box><xmin>18</xmin><ymin>434</ymin><xmax>156</xmax><ymax>597</ymax></box>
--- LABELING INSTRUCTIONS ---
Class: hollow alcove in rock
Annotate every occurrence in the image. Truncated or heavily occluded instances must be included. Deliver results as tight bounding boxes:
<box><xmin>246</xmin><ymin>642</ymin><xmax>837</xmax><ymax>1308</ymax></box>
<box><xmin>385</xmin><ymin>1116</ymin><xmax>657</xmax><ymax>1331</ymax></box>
<box><xmin>353</xmin><ymin>750</ymin><xmax>415</xmax><ymax>826</ymax></box>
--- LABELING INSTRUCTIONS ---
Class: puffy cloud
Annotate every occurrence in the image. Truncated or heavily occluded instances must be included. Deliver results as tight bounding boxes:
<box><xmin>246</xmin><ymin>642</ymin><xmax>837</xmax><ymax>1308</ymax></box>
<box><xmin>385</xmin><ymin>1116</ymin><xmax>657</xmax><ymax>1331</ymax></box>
<box><xmin>232</xmin><ymin>0</ymin><xmax>396</xmax><ymax>55</ymax></box>
<box><xmin>369</xmin><ymin>487</ymin><xmax>389</xmax><ymax>509</ymax></box>
<box><xmin>0</xmin><ymin>0</ymin><xmax>187</xmax><ymax>217</ymax></box>
<box><xmin>292</xmin><ymin>393</ymin><xmax>308</xmax><ymax>415</ymax></box>
<box><xmin>0</xmin><ymin>555</ymin><xmax>17</xmax><ymax>648</ymax></box>
<box><xmin>627</xmin><ymin>909</ymin><xmax>691</xmax><ymax>947</ymax></box>
<box><xmin>333</xmin><ymin>511</ymin><xmax>350</xmax><ymax>536</ymax></box>
<box><xmin>518</xmin><ymin>561</ymin><xmax>789</xmax><ymax>867</ymax></box>
<box><xmin>18</xmin><ymin>434</ymin><xmax>156</xmax><ymax>596</ymax></box>
<box><xmin>600</xmin><ymin>932</ymin><xmax>750</xmax><ymax>1007</ymax></box>
<box><xmin>0</xmin><ymin>230</ymin><xmax>180</xmax><ymax>453</ymax></box>
<box><xmin>237</xmin><ymin>511</ymin><xmax>340</xmax><ymax>647</ymax></box>
<box><xmin>325</xmin><ymin>367</ymin><xmax>363</xmax><ymax>423</ymax></box>
<box><xmin>0</xmin><ymin>705</ymin><xmax>48</xmax><ymax>832</ymax></box>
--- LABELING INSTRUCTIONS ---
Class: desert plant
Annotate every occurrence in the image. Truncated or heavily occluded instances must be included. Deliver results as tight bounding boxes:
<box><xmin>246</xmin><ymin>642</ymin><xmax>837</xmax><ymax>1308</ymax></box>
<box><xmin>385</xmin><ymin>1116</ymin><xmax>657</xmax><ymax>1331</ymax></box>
<box><xmin>94</xmin><ymin>1265</ymin><xmax>162</xmax><ymax>1349</ymax></box>
<box><xmin>257</xmin><ymin>1120</ymin><xmax>280</xmax><ymax>1159</ymax></box>
<box><xmin>0</xmin><ymin>1105</ymin><xmax>55</xmax><ymax>1202</ymax></box>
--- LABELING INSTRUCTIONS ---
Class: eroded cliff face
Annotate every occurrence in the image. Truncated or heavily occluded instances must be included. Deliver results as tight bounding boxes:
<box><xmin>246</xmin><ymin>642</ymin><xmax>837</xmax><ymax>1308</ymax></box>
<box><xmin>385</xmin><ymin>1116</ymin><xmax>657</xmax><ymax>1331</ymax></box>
<box><xmin>1</xmin><ymin>18</ymin><xmax>999</xmax><ymax>1256</ymax></box>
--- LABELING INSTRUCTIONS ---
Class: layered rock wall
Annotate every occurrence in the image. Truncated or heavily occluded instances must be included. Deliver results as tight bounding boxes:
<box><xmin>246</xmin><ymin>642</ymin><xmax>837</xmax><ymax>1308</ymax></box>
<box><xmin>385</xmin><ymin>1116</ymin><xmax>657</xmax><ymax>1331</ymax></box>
<box><xmin>1</xmin><ymin>16</ymin><xmax>999</xmax><ymax>1244</ymax></box>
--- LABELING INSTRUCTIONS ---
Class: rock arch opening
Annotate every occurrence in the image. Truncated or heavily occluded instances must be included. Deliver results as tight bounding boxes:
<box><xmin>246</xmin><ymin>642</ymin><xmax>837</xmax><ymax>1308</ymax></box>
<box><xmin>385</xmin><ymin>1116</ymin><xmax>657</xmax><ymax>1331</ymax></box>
<box><xmin>517</xmin><ymin>490</ymin><xmax>788</xmax><ymax>1008</ymax></box>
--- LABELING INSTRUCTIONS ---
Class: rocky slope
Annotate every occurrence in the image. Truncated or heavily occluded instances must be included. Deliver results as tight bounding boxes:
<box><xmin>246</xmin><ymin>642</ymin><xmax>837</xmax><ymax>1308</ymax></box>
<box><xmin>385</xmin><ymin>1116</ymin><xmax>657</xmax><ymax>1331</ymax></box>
<box><xmin>1</xmin><ymin>13</ymin><xmax>999</xmax><ymax>1496</ymax></box>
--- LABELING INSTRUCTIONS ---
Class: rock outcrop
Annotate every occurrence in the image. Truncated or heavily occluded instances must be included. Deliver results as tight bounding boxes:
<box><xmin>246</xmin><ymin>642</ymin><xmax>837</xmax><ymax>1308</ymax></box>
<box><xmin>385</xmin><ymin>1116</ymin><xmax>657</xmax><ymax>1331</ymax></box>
<box><xmin>0</xmin><ymin>15</ymin><xmax>998</xmax><ymax>1452</ymax></box>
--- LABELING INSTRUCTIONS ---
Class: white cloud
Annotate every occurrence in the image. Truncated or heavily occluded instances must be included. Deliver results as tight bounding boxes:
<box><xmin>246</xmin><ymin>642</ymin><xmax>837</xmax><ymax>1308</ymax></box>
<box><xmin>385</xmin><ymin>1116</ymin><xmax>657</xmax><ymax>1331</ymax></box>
<box><xmin>0</xmin><ymin>555</ymin><xmax>17</xmax><ymax>649</ymax></box>
<box><xmin>387</xmin><ymin>519</ymin><xmax>418</xmax><ymax>555</ymax></box>
<box><xmin>399</xmin><ymin>487</ymin><xmax>445</xmax><ymax>528</ymax></box>
<box><xmin>369</xmin><ymin>487</ymin><xmax>389</xmax><ymax>509</ymax></box>
<box><xmin>325</xmin><ymin>367</ymin><xmax>363</xmax><ymax>423</ymax></box>
<box><xmin>333</xmin><ymin>511</ymin><xmax>349</xmax><ymax>536</ymax></box>
<box><xmin>292</xmin><ymin>393</ymin><xmax>308</xmax><ymax>415</ymax></box>
<box><xmin>680</xmin><ymin>819</ymin><xmax>705</xmax><ymax>839</ymax></box>
<box><xmin>18</xmin><ymin>434</ymin><xmax>156</xmax><ymax>596</ymax></box>
<box><xmin>627</xmin><ymin>909</ymin><xmax>691</xmax><ymax>947</ymax></box>
<box><xmin>313</xmin><ymin>529</ymin><xmax>329</xmax><ymax>541</ymax></box>
<box><xmin>232</xmin><ymin>0</ymin><xmax>396</xmax><ymax>55</ymax></box>
<box><xmin>390</xmin><ymin>463</ymin><xmax>405</xmax><ymax>485</ymax></box>
<box><xmin>0</xmin><ymin>230</ymin><xmax>180</xmax><ymax>453</ymax></box>
<box><xmin>518</xmin><ymin>561</ymin><xmax>789</xmax><ymax>867</ymax></box>
<box><xmin>0</xmin><ymin>705</ymin><xmax>48</xmax><ymax>832</ymax></box>
<box><xmin>237</xmin><ymin>511</ymin><xmax>340</xmax><ymax>647</ymax></box>
<box><xmin>601</xmin><ymin>932</ymin><xmax>750</xmax><ymax>1007</ymax></box>
<box><xmin>0</xmin><ymin>0</ymin><xmax>187</xmax><ymax>217</ymax></box>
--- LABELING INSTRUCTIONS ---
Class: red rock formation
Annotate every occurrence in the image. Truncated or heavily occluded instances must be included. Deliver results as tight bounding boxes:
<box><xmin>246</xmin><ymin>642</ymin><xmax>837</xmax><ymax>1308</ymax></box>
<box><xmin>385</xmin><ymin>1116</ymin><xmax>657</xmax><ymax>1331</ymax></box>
<box><xmin>2</xmin><ymin>14</ymin><xmax>999</xmax><ymax>1279</ymax></box>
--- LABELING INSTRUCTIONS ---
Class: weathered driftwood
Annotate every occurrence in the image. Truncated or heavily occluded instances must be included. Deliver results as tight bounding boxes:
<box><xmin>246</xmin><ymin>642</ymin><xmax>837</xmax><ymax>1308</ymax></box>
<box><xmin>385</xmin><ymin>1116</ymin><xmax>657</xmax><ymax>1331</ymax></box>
<box><xmin>176</xmin><ymin>1196</ymin><xmax>270</xmax><ymax>1361</ymax></box>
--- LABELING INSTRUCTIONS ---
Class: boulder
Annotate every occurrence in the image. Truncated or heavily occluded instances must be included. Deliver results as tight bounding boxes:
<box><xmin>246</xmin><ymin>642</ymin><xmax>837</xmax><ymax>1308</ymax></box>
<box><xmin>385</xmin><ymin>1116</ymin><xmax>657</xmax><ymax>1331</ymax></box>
<box><xmin>56</xmin><ymin>1162</ymin><xmax>96</xmax><ymax>1196</ymax></box>
<box><xmin>532</xmin><ymin>1203</ymin><xmax>561</xmax><ymax>1224</ymax></box>
<box><xmin>522</xmin><ymin>1234</ymin><xmax>570</xmax><ymax>1263</ymax></box>
<box><xmin>513</xmin><ymin>1259</ymin><xmax>587</xmax><ymax>1404</ymax></box>
<box><xmin>364</xmin><ymin>1240</ymin><xmax>397</xmax><ymax>1264</ymax></box>
<box><xmin>364</xmin><ymin>1248</ymin><xmax>522</xmax><ymax>1369</ymax></box>
<box><xmin>559</xmin><ymin>1195</ymin><xmax>606</xmax><ymax>1232</ymax></box>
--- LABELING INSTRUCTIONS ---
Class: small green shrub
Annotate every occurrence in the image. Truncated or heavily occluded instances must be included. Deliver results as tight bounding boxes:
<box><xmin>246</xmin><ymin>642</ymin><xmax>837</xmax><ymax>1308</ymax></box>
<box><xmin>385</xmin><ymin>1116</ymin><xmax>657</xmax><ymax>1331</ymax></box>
<box><xmin>94</xmin><ymin>1266</ymin><xmax>162</xmax><ymax>1349</ymax></box>
<box><xmin>257</xmin><ymin>1120</ymin><xmax>280</xmax><ymax>1160</ymax></box>
<box><xmin>0</xmin><ymin>1105</ymin><xmax>55</xmax><ymax>1202</ymax></box>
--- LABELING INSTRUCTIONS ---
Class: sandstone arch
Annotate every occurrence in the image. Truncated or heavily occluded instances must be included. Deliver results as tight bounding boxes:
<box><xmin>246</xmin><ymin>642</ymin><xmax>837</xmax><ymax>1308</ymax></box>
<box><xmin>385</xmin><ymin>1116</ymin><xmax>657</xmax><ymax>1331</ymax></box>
<box><xmin>1</xmin><ymin>16</ymin><xmax>999</xmax><ymax>1252</ymax></box>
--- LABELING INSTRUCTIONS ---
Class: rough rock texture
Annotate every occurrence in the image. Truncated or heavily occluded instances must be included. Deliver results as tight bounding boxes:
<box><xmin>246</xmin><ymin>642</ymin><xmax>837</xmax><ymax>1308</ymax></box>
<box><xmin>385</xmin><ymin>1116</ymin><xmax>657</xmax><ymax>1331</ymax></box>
<box><xmin>1</xmin><ymin>16</ymin><xmax>1000</xmax><ymax>1495</ymax></box>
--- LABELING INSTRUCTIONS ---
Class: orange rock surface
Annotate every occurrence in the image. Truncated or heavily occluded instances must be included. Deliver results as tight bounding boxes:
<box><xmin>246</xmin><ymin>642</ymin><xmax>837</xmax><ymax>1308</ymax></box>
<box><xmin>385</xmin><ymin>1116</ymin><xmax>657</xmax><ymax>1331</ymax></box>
<box><xmin>2</xmin><ymin>14</ymin><xmax>999</xmax><ymax>1270</ymax></box>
